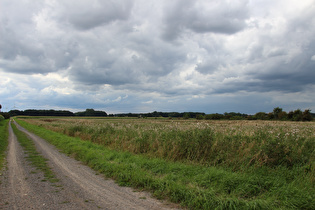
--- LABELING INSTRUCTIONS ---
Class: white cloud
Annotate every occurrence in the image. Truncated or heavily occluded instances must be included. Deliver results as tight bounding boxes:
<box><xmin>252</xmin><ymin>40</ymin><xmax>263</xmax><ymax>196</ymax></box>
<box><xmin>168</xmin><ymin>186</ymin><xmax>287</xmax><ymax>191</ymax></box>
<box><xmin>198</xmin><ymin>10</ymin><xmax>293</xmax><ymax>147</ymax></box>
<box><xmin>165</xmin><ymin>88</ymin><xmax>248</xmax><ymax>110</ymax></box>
<box><xmin>142</xmin><ymin>100</ymin><xmax>153</xmax><ymax>104</ymax></box>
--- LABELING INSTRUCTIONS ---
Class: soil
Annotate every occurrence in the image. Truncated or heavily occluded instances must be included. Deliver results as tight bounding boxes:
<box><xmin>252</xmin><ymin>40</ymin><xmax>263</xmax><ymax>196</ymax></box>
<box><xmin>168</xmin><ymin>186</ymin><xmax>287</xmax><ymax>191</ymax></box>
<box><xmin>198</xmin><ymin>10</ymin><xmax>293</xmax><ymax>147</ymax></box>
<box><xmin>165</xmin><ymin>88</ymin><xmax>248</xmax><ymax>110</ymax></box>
<box><xmin>0</xmin><ymin>120</ymin><xmax>179</xmax><ymax>209</ymax></box>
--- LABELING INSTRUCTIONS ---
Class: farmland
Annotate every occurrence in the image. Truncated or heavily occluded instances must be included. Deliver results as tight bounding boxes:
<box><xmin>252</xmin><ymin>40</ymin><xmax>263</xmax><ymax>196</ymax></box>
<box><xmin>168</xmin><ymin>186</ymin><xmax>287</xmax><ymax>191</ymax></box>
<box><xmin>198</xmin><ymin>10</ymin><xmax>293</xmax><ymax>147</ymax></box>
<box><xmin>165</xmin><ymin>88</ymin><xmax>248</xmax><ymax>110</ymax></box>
<box><xmin>16</xmin><ymin>117</ymin><xmax>315</xmax><ymax>209</ymax></box>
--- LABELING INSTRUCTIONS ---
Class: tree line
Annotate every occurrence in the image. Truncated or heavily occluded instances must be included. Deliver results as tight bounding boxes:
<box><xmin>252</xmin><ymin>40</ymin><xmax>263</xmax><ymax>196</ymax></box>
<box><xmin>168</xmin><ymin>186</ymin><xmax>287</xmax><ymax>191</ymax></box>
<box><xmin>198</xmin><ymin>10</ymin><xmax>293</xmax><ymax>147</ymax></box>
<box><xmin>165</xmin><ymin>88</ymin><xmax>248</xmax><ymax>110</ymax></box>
<box><xmin>1</xmin><ymin>107</ymin><xmax>314</xmax><ymax>121</ymax></box>
<box><xmin>113</xmin><ymin>111</ymin><xmax>205</xmax><ymax>118</ymax></box>
<box><xmin>194</xmin><ymin>107</ymin><xmax>313</xmax><ymax>121</ymax></box>
<box><xmin>8</xmin><ymin>109</ymin><xmax>107</xmax><ymax>117</ymax></box>
<box><xmin>250</xmin><ymin>107</ymin><xmax>313</xmax><ymax>121</ymax></box>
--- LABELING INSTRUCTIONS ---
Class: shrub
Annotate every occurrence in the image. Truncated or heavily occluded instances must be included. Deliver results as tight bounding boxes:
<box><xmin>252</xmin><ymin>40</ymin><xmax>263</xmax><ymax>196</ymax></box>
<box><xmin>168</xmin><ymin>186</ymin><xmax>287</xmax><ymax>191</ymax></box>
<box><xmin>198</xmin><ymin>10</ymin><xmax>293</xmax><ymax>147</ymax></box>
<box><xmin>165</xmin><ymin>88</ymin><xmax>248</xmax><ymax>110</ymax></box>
<box><xmin>183</xmin><ymin>113</ymin><xmax>191</xmax><ymax>119</ymax></box>
<box><xmin>292</xmin><ymin>109</ymin><xmax>303</xmax><ymax>121</ymax></box>
<box><xmin>302</xmin><ymin>109</ymin><xmax>313</xmax><ymax>121</ymax></box>
<box><xmin>196</xmin><ymin>115</ymin><xmax>204</xmax><ymax>120</ymax></box>
<box><xmin>205</xmin><ymin>114</ymin><xmax>224</xmax><ymax>120</ymax></box>
<box><xmin>254</xmin><ymin>112</ymin><xmax>267</xmax><ymax>120</ymax></box>
<box><xmin>0</xmin><ymin>112</ymin><xmax>10</xmax><ymax>119</ymax></box>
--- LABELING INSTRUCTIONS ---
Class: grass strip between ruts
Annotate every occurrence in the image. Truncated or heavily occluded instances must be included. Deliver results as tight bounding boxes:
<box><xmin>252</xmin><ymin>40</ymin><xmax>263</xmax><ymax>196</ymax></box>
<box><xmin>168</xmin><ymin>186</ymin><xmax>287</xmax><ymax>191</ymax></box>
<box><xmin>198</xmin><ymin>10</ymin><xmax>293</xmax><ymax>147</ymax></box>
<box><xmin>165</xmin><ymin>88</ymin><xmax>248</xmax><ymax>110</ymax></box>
<box><xmin>15</xmin><ymin>119</ymin><xmax>315</xmax><ymax>209</ymax></box>
<box><xmin>0</xmin><ymin>119</ymin><xmax>9</xmax><ymax>174</ymax></box>
<box><xmin>11</xmin><ymin>121</ymin><xmax>59</xmax><ymax>183</ymax></box>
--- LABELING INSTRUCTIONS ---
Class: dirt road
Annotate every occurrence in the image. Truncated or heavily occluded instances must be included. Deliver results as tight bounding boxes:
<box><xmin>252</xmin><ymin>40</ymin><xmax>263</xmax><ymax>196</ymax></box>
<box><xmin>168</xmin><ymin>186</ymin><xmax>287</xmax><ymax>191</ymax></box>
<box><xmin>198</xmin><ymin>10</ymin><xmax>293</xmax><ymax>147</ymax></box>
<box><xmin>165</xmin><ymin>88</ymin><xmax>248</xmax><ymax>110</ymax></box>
<box><xmin>0</xmin><ymin>120</ymin><xmax>177</xmax><ymax>209</ymax></box>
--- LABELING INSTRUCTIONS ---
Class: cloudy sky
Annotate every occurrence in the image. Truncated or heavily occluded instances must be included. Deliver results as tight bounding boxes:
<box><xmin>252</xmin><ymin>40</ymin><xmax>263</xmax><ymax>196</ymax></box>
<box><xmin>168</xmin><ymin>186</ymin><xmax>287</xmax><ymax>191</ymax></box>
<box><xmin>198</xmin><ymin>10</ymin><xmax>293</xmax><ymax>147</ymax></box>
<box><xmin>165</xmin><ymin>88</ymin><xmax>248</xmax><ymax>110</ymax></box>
<box><xmin>1</xmin><ymin>0</ymin><xmax>315</xmax><ymax>114</ymax></box>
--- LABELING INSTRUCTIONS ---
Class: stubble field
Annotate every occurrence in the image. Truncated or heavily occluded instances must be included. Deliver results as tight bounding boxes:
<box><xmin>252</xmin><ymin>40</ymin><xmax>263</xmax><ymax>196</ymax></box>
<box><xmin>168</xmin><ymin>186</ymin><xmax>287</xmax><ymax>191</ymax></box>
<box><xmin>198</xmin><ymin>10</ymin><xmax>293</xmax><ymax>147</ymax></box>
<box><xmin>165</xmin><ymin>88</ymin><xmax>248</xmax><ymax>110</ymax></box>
<box><xmin>16</xmin><ymin>117</ymin><xmax>315</xmax><ymax>209</ymax></box>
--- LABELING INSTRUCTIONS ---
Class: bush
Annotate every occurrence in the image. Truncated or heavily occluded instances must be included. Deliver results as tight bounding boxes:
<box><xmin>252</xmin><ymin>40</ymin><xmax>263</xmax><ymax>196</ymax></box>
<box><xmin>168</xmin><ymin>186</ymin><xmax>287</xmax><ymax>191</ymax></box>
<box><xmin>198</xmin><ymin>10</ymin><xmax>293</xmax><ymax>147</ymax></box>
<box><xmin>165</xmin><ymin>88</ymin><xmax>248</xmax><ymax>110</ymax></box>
<box><xmin>292</xmin><ymin>109</ymin><xmax>303</xmax><ymax>121</ymax></box>
<box><xmin>0</xmin><ymin>112</ymin><xmax>10</xmax><ymax>119</ymax></box>
<box><xmin>253</xmin><ymin>112</ymin><xmax>267</xmax><ymax>120</ymax></box>
<box><xmin>0</xmin><ymin>115</ymin><xmax>4</xmax><ymax>121</ymax></box>
<box><xmin>196</xmin><ymin>115</ymin><xmax>204</xmax><ymax>120</ymax></box>
<box><xmin>302</xmin><ymin>109</ymin><xmax>313</xmax><ymax>121</ymax></box>
<box><xmin>183</xmin><ymin>113</ymin><xmax>191</xmax><ymax>119</ymax></box>
<box><xmin>205</xmin><ymin>114</ymin><xmax>224</xmax><ymax>120</ymax></box>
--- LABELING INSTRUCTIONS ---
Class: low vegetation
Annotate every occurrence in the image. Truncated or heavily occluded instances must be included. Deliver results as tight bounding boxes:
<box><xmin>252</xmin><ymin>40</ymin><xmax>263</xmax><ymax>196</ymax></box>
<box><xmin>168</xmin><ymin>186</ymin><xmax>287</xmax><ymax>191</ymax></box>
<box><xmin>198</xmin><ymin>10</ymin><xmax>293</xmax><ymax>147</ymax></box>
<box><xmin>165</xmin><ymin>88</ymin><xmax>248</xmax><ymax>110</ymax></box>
<box><xmin>11</xmin><ymin>122</ymin><xmax>59</xmax><ymax>183</ymax></box>
<box><xmin>22</xmin><ymin>118</ymin><xmax>314</xmax><ymax>169</ymax></box>
<box><xmin>16</xmin><ymin>117</ymin><xmax>315</xmax><ymax>209</ymax></box>
<box><xmin>0</xmin><ymin>119</ymin><xmax>9</xmax><ymax>173</ymax></box>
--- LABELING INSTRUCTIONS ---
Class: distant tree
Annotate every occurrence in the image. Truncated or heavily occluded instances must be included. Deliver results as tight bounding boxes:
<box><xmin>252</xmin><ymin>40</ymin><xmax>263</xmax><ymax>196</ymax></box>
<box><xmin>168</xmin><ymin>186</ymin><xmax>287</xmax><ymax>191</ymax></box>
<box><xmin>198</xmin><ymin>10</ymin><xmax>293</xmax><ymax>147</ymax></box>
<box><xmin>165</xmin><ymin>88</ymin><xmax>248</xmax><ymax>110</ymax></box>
<box><xmin>75</xmin><ymin>109</ymin><xmax>107</xmax><ymax>117</ymax></box>
<box><xmin>292</xmin><ymin>109</ymin><xmax>303</xmax><ymax>121</ymax></box>
<box><xmin>273</xmin><ymin>107</ymin><xmax>283</xmax><ymax>119</ymax></box>
<box><xmin>287</xmin><ymin>111</ymin><xmax>294</xmax><ymax>120</ymax></box>
<box><xmin>278</xmin><ymin>111</ymin><xmax>288</xmax><ymax>120</ymax></box>
<box><xmin>302</xmin><ymin>109</ymin><xmax>313</xmax><ymax>121</ymax></box>
<box><xmin>196</xmin><ymin>114</ymin><xmax>204</xmax><ymax>120</ymax></box>
<box><xmin>183</xmin><ymin>113</ymin><xmax>190</xmax><ymax>119</ymax></box>
<box><xmin>267</xmin><ymin>112</ymin><xmax>274</xmax><ymax>120</ymax></box>
<box><xmin>0</xmin><ymin>112</ymin><xmax>10</xmax><ymax>119</ymax></box>
<box><xmin>85</xmin><ymin>109</ymin><xmax>95</xmax><ymax>116</ymax></box>
<box><xmin>230</xmin><ymin>116</ymin><xmax>245</xmax><ymax>120</ymax></box>
<box><xmin>254</xmin><ymin>112</ymin><xmax>267</xmax><ymax>120</ymax></box>
<box><xmin>205</xmin><ymin>113</ymin><xmax>224</xmax><ymax>120</ymax></box>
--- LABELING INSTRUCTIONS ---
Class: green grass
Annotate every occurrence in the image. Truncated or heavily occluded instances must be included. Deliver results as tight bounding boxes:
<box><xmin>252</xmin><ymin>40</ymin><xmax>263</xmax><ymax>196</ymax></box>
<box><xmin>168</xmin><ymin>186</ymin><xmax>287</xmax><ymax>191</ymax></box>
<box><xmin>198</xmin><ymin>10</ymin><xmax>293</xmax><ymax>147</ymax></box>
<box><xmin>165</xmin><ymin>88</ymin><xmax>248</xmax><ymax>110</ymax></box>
<box><xmin>0</xmin><ymin>119</ymin><xmax>9</xmax><ymax>174</ymax></box>
<box><xmin>11</xmin><ymin>122</ymin><xmax>59</xmax><ymax>183</ymax></box>
<box><xmin>15</xmin><ymin>119</ymin><xmax>315</xmax><ymax>209</ymax></box>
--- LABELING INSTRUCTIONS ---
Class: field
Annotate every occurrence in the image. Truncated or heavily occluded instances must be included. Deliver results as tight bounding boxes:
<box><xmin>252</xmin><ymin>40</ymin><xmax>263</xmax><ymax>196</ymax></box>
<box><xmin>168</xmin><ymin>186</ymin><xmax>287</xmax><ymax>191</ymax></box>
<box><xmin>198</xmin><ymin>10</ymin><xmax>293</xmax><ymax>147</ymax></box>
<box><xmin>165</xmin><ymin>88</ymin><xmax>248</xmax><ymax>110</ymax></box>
<box><xmin>16</xmin><ymin>117</ymin><xmax>315</xmax><ymax>209</ymax></box>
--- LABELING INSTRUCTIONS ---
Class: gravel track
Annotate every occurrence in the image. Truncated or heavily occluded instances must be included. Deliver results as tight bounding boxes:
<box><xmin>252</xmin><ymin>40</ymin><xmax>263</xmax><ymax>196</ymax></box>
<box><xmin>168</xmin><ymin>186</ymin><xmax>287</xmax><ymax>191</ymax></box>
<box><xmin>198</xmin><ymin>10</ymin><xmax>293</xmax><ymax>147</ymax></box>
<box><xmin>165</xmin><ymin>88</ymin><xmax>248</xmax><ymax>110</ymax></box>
<box><xmin>0</xmin><ymin>120</ymin><xmax>178</xmax><ymax>209</ymax></box>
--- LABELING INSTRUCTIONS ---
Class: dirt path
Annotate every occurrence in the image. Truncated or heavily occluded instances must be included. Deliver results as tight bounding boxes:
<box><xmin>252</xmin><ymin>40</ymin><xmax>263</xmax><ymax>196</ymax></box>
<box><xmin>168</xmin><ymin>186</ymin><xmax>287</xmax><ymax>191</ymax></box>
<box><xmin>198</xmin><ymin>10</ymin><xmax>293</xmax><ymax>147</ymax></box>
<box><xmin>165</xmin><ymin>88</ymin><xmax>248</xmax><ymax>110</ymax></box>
<box><xmin>0</xmin><ymin>120</ymin><xmax>178</xmax><ymax>209</ymax></box>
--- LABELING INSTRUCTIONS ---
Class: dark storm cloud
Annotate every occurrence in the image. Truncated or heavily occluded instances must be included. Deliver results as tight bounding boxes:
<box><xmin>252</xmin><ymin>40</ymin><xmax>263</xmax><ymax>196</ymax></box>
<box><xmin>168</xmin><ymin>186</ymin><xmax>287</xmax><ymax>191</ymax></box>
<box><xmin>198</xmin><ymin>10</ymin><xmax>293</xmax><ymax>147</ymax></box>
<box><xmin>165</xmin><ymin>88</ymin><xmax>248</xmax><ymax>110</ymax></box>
<box><xmin>67</xmin><ymin>30</ymin><xmax>187</xmax><ymax>87</ymax></box>
<box><xmin>61</xmin><ymin>0</ymin><xmax>134</xmax><ymax>30</ymax></box>
<box><xmin>161</xmin><ymin>0</ymin><xmax>249</xmax><ymax>41</ymax></box>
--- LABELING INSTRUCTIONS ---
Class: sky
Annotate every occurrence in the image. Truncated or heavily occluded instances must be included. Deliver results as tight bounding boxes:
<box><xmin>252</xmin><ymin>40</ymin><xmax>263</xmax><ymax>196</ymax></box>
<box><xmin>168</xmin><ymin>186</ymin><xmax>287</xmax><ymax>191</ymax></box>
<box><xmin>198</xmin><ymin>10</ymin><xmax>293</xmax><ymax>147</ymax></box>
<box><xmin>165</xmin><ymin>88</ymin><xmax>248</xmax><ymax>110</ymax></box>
<box><xmin>1</xmin><ymin>0</ymin><xmax>315</xmax><ymax>114</ymax></box>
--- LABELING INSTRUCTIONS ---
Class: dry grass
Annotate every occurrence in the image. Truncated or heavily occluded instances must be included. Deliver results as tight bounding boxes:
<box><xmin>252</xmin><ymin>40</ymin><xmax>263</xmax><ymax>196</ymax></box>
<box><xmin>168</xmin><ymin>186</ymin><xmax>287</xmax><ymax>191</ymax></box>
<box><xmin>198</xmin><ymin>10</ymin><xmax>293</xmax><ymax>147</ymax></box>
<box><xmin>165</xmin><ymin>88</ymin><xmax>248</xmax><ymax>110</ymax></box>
<box><xmin>22</xmin><ymin>118</ymin><xmax>314</xmax><ymax>170</ymax></box>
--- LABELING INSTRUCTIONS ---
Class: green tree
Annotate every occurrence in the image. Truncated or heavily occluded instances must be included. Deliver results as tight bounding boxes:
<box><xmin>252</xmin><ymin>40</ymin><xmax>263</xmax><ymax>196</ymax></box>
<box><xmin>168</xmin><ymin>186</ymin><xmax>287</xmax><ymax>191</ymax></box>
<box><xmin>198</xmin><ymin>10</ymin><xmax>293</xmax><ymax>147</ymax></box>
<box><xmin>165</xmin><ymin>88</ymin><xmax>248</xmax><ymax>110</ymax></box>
<box><xmin>254</xmin><ymin>112</ymin><xmax>267</xmax><ymax>120</ymax></box>
<box><xmin>205</xmin><ymin>113</ymin><xmax>223</xmax><ymax>120</ymax></box>
<box><xmin>85</xmin><ymin>109</ymin><xmax>95</xmax><ymax>116</ymax></box>
<box><xmin>273</xmin><ymin>107</ymin><xmax>283</xmax><ymax>119</ymax></box>
<box><xmin>302</xmin><ymin>109</ymin><xmax>313</xmax><ymax>121</ymax></box>
<box><xmin>196</xmin><ymin>114</ymin><xmax>204</xmax><ymax>120</ymax></box>
<box><xmin>288</xmin><ymin>111</ymin><xmax>294</xmax><ymax>120</ymax></box>
<box><xmin>278</xmin><ymin>111</ymin><xmax>288</xmax><ymax>120</ymax></box>
<box><xmin>293</xmin><ymin>109</ymin><xmax>303</xmax><ymax>121</ymax></box>
<box><xmin>183</xmin><ymin>113</ymin><xmax>190</xmax><ymax>119</ymax></box>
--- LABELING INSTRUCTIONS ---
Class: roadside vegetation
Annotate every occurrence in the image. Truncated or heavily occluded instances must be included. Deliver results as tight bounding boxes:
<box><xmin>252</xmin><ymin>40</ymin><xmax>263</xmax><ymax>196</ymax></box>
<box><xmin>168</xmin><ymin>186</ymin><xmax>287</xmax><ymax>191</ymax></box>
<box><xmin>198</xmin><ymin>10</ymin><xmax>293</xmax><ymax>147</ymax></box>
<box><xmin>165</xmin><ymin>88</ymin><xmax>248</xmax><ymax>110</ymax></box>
<box><xmin>15</xmin><ymin>117</ymin><xmax>314</xmax><ymax>209</ymax></box>
<box><xmin>0</xmin><ymin>118</ymin><xmax>9</xmax><ymax>173</ymax></box>
<box><xmin>11</xmin><ymin>122</ymin><xmax>59</xmax><ymax>183</ymax></box>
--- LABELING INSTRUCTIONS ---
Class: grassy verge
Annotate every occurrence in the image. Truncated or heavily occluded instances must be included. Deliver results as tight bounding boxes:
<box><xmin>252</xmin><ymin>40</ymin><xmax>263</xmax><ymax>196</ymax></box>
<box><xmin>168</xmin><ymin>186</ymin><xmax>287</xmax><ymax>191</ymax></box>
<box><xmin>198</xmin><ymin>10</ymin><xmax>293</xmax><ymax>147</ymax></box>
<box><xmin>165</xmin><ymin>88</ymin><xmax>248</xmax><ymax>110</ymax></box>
<box><xmin>11</xmin><ymin>122</ymin><xmax>59</xmax><ymax>183</ymax></box>
<box><xmin>16</xmin><ymin>119</ymin><xmax>314</xmax><ymax>209</ymax></box>
<box><xmin>0</xmin><ymin>119</ymin><xmax>9</xmax><ymax>173</ymax></box>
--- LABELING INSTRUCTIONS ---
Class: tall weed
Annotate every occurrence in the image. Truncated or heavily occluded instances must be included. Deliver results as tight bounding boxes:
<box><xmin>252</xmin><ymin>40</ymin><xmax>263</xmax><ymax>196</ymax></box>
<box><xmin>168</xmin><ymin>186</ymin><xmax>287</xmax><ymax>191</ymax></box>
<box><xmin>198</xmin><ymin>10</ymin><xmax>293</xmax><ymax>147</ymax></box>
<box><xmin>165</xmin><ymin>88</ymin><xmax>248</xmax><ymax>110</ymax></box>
<box><xmin>22</xmin><ymin>118</ymin><xmax>315</xmax><ymax>171</ymax></box>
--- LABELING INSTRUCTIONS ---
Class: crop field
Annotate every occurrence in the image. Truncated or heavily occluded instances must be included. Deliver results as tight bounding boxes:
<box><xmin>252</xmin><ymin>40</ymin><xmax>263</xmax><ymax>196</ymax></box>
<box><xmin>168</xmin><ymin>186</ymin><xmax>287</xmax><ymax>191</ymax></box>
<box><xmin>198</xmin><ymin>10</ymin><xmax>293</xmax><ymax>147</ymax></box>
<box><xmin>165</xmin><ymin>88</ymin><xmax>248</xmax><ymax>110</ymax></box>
<box><xmin>16</xmin><ymin>117</ymin><xmax>315</xmax><ymax>209</ymax></box>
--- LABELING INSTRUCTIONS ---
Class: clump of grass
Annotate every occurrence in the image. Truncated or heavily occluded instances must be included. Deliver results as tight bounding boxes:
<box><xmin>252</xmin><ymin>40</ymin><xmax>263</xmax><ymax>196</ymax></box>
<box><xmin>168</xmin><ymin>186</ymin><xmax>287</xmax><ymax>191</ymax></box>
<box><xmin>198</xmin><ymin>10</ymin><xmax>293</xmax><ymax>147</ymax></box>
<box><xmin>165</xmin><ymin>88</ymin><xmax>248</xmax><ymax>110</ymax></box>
<box><xmin>15</xmin><ymin>119</ymin><xmax>315</xmax><ymax>209</ymax></box>
<box><xmin>0</xmin><ymin>119</ymin><xmax>9</xmax><ymax>173</ymax></box>
<box><xmin>11</xmin><ymin>122</ymin><xmax>59</xmax><ymax>183</ymax></box>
